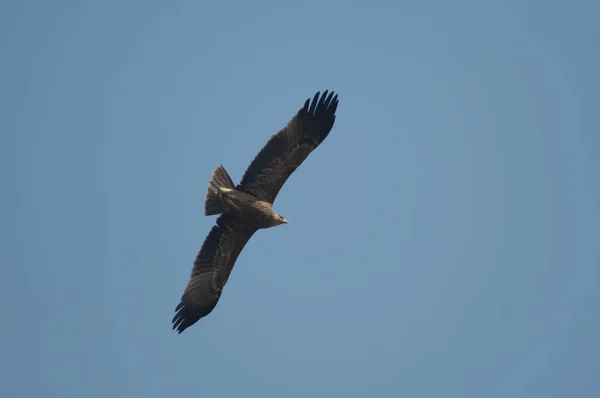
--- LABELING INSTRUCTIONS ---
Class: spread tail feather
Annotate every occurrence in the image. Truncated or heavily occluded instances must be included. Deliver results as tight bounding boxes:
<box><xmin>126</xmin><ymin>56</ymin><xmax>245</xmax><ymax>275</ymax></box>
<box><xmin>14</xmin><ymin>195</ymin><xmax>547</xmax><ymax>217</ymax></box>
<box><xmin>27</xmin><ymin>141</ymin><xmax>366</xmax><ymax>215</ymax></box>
<box><xmin>205</xmin><ymin>165</ymin><xmax>235</xmax><ymax>216</ymax></box>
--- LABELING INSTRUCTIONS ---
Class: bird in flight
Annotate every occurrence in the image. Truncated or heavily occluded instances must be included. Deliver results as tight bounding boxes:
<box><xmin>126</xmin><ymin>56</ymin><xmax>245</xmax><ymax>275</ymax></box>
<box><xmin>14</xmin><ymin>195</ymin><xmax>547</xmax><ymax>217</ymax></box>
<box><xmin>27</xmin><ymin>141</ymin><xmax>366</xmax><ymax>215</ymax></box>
<box><xmin>172</xmin><ymin>90</ymin><xmax>339</xmax><ymax>334</ymax></box>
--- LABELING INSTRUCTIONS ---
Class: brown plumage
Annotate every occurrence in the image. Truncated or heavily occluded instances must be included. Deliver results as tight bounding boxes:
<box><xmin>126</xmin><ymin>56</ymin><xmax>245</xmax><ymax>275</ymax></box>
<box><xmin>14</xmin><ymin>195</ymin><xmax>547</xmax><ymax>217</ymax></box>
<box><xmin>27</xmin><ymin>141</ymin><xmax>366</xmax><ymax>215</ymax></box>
<box><xmin>172</xmin><ymin>90</ymin><xmax>339</xmax><ymax>333</ymax></box>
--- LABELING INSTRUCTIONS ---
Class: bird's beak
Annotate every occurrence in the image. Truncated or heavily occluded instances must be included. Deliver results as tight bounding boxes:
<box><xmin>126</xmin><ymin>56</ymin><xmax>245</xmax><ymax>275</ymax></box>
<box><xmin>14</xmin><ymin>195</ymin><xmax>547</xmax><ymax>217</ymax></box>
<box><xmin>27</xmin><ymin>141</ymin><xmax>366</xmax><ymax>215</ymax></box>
<box><xmin>282</xmin><ymin>218</ymin><xmax>288</xmax><ymax>224</ymax></box>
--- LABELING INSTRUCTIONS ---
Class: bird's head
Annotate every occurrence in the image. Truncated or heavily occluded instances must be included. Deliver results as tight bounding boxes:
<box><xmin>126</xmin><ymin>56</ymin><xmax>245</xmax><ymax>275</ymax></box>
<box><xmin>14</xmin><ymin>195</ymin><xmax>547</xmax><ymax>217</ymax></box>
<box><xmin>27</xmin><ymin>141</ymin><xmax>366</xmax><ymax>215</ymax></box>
<box><xmin>276</xmin><ymin>214</ymin><xmax>288</xmax><ymax>225</ymax></box>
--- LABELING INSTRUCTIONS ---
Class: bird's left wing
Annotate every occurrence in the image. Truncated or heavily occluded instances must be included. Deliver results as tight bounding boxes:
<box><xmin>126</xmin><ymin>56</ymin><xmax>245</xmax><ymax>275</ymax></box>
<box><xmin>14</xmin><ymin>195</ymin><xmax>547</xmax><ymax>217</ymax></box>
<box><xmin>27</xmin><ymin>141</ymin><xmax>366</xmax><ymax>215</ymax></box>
<box><xmin>237</xmin><ymin>90</ymin><xmax>339</xmax><ymax>204</ymax></box>
<box><xmin>172</xmin><ymin>214</ymin><xmax>257</xmax><ymax>333</ymax></box>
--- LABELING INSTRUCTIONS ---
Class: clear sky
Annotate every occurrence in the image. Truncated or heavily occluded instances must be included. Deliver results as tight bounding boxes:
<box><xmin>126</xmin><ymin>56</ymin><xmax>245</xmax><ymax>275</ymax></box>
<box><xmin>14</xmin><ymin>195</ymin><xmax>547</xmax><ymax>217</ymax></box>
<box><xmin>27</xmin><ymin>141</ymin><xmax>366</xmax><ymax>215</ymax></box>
<box><xmin>1</xmin><ymin>0</ymin><xmax>599</xmax><ymax>397</ymax></box>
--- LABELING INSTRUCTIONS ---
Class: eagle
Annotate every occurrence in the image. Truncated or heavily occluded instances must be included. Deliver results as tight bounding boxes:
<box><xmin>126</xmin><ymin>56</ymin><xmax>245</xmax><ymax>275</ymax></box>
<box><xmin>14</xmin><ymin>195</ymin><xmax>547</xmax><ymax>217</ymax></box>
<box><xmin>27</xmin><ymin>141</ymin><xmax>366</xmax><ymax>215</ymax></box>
<box><xmin>172</xmin><ymin>90</ymin><xmax>339</xmax><ymax>333</ymax></box>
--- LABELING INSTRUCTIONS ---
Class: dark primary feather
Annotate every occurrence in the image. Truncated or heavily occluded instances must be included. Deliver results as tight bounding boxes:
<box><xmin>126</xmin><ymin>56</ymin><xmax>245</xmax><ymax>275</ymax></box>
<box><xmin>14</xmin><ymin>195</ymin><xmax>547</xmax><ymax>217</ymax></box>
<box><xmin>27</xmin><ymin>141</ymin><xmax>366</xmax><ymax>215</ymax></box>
<box><xmin>172</xmin><ymin>214</ymin><xmax>257</xmax><ymax>333</ymax></box>
<box><xmin>237</xmin><ymin>90</ymin><xmax>339</xmax><ymax>203</ymax></box>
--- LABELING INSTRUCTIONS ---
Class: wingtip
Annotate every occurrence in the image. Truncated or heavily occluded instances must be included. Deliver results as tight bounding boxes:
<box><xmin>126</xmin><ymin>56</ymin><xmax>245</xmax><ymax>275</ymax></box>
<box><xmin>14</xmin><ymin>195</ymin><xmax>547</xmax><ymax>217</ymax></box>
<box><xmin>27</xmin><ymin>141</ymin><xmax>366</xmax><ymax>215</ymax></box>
<box><xmin>172</xmin><ymin>296</ymin><xmax>219</xmax><ymax>334</ymax></box>
<box><xmin>172</xmin><ymin>301</ymin><xmax>194</xmax><ymax>334</ymax></box>
<box><xmin>303</xmin><ymin>90</ymin><xmax>339</xmax><ymax>115</ymax></box>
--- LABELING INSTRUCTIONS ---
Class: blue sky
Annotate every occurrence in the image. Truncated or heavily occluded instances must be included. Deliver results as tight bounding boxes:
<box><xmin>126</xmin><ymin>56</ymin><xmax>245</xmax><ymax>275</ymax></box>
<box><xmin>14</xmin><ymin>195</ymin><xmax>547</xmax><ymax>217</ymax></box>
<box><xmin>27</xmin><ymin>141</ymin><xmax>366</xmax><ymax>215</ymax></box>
<box><xmin>1</xmin><ymin>0</ymin><xmax>599</xmax><ymax>397</ymax></box>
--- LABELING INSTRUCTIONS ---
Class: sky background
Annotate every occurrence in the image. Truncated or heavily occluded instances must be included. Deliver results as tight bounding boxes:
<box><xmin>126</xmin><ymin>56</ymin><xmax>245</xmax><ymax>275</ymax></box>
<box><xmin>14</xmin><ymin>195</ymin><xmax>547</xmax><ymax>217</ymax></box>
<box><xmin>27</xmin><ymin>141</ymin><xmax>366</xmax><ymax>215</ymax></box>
<box><xmin>1</xmin><ymin>0</ymin><xmax>599</xmax><ymax>397</ymax></box>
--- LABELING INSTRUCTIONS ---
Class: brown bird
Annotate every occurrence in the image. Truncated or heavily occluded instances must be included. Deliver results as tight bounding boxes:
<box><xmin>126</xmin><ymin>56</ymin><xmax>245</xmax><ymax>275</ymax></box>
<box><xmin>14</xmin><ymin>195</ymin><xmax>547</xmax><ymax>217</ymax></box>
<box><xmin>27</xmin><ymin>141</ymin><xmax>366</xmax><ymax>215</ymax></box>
<box><xmin>172</xmin><ymin>90</ymin><xmax>339</xmax><ymax>333</ymax></box>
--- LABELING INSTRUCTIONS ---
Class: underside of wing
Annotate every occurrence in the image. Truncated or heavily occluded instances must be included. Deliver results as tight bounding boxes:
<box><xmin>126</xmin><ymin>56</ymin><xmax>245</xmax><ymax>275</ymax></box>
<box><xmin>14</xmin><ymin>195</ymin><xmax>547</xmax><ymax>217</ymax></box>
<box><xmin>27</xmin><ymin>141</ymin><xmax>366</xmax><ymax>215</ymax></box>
<box><xmin>237</xmin><ymin>90</ymin><xmax>339</xmax><ymax>203</ymax></box>
<box><xmin>172</xmin><ymin>214</ymin><xmax>257</xmax><ymax>334</ymax></box>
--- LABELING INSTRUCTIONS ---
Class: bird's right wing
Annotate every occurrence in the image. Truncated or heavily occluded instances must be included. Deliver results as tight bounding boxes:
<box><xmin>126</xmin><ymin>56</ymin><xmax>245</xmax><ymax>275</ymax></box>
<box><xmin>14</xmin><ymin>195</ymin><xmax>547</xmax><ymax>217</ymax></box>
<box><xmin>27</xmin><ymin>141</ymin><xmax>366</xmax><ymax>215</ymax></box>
<box><xmin>172</xmin><ymin>214</ymin><xmax>257</xmax><ymax>333</ymax></box>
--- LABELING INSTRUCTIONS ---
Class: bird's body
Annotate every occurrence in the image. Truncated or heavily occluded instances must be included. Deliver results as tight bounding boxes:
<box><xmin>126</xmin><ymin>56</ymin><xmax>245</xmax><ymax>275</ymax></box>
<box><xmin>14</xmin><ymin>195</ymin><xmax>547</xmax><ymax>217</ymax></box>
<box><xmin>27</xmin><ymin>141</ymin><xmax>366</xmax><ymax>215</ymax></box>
<box><xmin>213</xmin><ymin>185</ymin><xmax>286</xmax><ymax>229</ymax></box>
<box><xmin>172</xmin><ymin>90</ymin><xmax>339</xmax><ymax>334</ymax></box>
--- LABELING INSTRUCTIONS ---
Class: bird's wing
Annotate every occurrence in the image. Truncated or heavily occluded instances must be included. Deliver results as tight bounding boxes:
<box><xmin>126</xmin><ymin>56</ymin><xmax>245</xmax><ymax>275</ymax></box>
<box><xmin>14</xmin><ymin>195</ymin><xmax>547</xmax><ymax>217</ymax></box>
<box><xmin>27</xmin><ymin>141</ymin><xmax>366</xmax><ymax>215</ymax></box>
<box><xmin>172</xmin><ymin>214</ymin><xmax>257</xmax><ymax>333</ymax></box>
<box><xmin>237</xmin><ymin>90</ymin><xmax>339</xmax><ymax>203</ymax></box>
